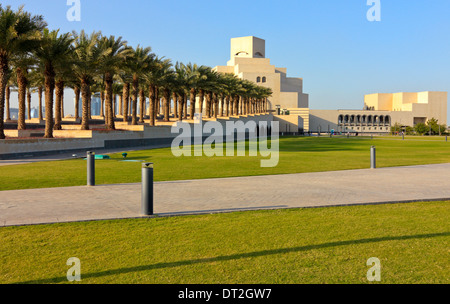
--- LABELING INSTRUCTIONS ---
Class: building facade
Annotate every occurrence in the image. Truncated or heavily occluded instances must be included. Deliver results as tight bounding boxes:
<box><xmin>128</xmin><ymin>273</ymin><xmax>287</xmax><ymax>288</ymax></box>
<box><xmin>211</xmin><ymin>36</ymin><xmax>448</xmax><ymax>133</ymax></box>
<box><xmin>309</xmin><ymin>91</ymin><xmax>448</xmax><ymax>133</ymax></box>
<box><xmin>212</xmin><ymin>36</ymin><xmax>310</xmax><ymax>130</ymax></box>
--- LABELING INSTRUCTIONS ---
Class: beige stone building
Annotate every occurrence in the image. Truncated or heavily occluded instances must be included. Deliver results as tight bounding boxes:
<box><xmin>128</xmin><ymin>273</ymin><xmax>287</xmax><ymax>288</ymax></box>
<box><xmin>309</xmin><ymin>91</ymin><xmax>448</xmax><ymax>133</ymax></box>
<box><xmin>210</xmin><ymin>36</ymin><xmax>447</xmax><ymax>134</ymax></box>
<box><xmin>212</xmin><ymin>36</ymin><xmax>310</xmax><ymax>131</ymax></box>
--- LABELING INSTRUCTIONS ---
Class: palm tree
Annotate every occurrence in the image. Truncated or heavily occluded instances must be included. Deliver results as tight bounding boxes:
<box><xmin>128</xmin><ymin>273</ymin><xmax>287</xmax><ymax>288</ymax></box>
<box><xmin>34</xmin><ymin>29</ymin><xmax>73</xmax><ymax>137</ymax></box>
<box><xmin>12</xmin><ymin>53</ymin><xmax>35</xmax><ymax>129</ymax></box>
<box><xmin>154</xmin><ymin>61</ymin><xmax>175</xmax><ymax>122</ymax></box>
<box><xmin>143</xmin><ymin>56</ymin><xmax>166</xmax><ymax>126</ymax></box>
<box><xmin>118</xmin><ymin>70</ymin><xmax>131</xmax><ymax>122</ymax></box>
<box><xmin>181</xmin><ymin>63</ymin><xmax>209</xmax><ymax>119</ymax></box>
<box><xmin>71</xmin><ymin>30</ymin><xmax>104</xmax><ymax>130</ymax></box>
<box><xmin>97</xmin><ymin>35</ymin><xmax>131</xmax><ymax>129</ymax></box>
<box><xmin>0</xmin><ymin>5</ymin><xmax>46</xmax><ymax>138</ymax></box>
<box><xmin>195</xmin><ymin>66</ymin><xmax>213</xmax><ymax>117</ymax></box>
<box><xmin>53</xmin><ymin>51</ymin><xmax>74</xmax><ymax>129</ymax></box>
<box><xmin>126</xmin><ymin>46</ymin><xmax>153</xmax><ymax>125</ymax></box>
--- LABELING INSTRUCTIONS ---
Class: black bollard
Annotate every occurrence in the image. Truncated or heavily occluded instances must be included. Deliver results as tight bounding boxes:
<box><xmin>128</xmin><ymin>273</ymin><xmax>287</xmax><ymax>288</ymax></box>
<box><xmin>87</xmin><ymin>151</ymin><xmax>95</xmax><ymax>186</ymax></box>
<box><xmin>141</xmin><ymin>163</ymin><xmax>154</xmax><ymax>216</ymax></box>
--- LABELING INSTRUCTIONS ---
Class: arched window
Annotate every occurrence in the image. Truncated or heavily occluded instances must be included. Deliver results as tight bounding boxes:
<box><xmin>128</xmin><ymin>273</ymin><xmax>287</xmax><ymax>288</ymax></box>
<box><xmin>362</xmin><ymin>115</ymin><xmax>367</xmax><ymax>124</ymax></box>
<box><xmin>357</xmin><ymin>115</ymin><xmax>361</xmax><ymax>124</ymax></box>
<box><xmin>262</xmin><ymin>77</ymin><xmax>266</xmax><ymax>83</ymax></box>
<box><xmin>235</xmin><ymin>51</ymin><xmax>249</xmax><ymax>56</ymax></box>
<box><xmin>256</xmin><ymin>77</ymin><xmax>261</xmax><ymax>83</ymax></box>
<box><xmin>338</xmin><ymin>115</ymin><xmax>344</xmax><ymax>124</ymax></box>
<box><xmin>350</xmin><ymin>115</ymin><xmax>355</xmax><ymax>124</ymax></box>
<box><xmin>344</xmin><ymin>115</ymin><xmax>349</xmax><ymax>123</ymax></box>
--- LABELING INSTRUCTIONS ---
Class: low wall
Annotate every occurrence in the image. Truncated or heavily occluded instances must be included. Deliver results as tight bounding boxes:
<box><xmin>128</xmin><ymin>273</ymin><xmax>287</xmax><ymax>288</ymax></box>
<box><xmin>0</xmin><ymin>114</ymin><xmax>273</xmax><ymax>159</ymax></box>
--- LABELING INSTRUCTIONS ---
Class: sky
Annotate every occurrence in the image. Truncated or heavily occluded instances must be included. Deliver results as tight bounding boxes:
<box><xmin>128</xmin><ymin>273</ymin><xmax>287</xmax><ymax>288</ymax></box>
<box><xmin>3</xmin><ymin>0</ymin><xmax>450</xmax><ymax>122</ymax></box>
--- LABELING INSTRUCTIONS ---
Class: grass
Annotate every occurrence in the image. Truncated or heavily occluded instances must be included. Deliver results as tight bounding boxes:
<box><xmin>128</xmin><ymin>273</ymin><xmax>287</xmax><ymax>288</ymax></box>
<box><xmin>1</xmin><ymin>136</ymin><xmax>449</xmax><ymax>191</ymax></box>
<box><xmin>0</xmin><ymin>201</ymin><xmax>448</xmax><ymax>284</ymax></box>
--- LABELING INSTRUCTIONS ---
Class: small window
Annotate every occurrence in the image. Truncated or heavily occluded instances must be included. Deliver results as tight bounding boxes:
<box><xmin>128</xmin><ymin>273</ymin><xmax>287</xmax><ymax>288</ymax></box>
<box><xmin>262</xmin><ymin>77</ymin><xmax>266</xmax><ymax>83</ymax></box>
<box><xmin>256</xmin><ymin>77</ymin><xmax>261</xmax><ymax>83</ymax></box>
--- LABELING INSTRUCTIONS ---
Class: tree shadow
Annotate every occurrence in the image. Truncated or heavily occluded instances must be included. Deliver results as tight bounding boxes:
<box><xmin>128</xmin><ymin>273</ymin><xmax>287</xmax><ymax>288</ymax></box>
<box><xmin>14</xmin><ymin>231</ymin><xmax>449</xmax><ymax>284</ymax></box>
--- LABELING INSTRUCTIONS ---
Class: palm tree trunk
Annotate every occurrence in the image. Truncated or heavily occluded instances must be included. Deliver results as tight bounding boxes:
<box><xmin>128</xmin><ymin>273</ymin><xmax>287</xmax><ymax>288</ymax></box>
<box><xmin>54</xmin><ymin>80</ymin><xmax>63</xmax><ymax>130</ymax></box>
<box><xmin>205</xmin><ymin>92</ymin><xmax>211</xmax><ymax>118</ymax></box>
<box><xmin>178</xmin><ymin>93</ymin><xmax>184</xmax><ymax>121</ymax></box>
<box><xmin>183</xmin><ymin>94</ymin><xmax>188</xmax><ymax>119</ymax></box>
<box><xmin>148</xmin><ymin>84</ymin><xmax>156</xmax><ymax>126</ymax></box>
<box><xmin>81</xmin><ymin>79</ymin><xmax>90</xmax><ymax>130</ymax></box>
<box><xmin>225</xmin><ymin>96</ymin><xmax>230</xmax><ymax>117</ymax></box>
<box><xmin>131</xmin><ymin>76</ymin><xmax>138</xmax><ymax>125</ymax></box>
<box><xmin>6</xmin><ymin>85</ymin><xmax>11</xmax><ymax>121</ymax></box>
<box><xmin>88</xmin><ymin>92</ymin><xmax>92</xmax><ymax>119</ymax></box>
<box><xmin>26</xmin><ymin>89</ymin><xmax>31</xmax><ymax>120</ymax></box>
<box><xmin>44</xmin><ymin>65</ymin><xmax>56</xmax><ymax>138</ymax></box>
<box><xmin>38</xmin><ymin>86</ymin><xmax>43</xmax><ymax>120</ymax></box>
<box><xmin>233</xmin><ymin>96</ymin><xmax>239</xmax><ymax>116</ymax></box>
<box><xmin>212</xmin><ymin>92</ymin><xmax>218</xmax><ymax>118</ymax></box>
<box><xmin>220</xmin><ymin>95</ymin><xmax>225</xmax><ymax>117</ymax></box>
<box><xmin>122</xmin><ymin>82</ymin><xmax>130</xmax><ymax>123</ymax></box>
<box><xmin>139</xmin><ymin>88</ymin><xmax>145</xmax><ymax>123</ymax></box>
<box><xmin>60</xmin><ymin>88</ymin><xmax>64</xmax><ymax>119</ymax></box>
<box><xmin>105</xmin><ymin>74</ymin><xmax>115</xmax><ymax>130</ymax></box>
<box><xmin>16</xmin><ymin>68</ymin><xmax>27</xmax><ymax>130</ymax></box>
<box><xmin>163</xmin><ymin>88</ymin><xmax>170</xmax><ymax>122</ymax></box>
<box><xmin>189</xmin><ymin>88</ymin><xmax>196</xmax><ymax>119</ymax></box>
<box><xmin>173</xmin><ymin>92</ymin><xmax>178</xmax><ymax>119</ymax></box>
<box><xmin>0</xmin><ymin>56</ymin><xmax>8</xmax><ymax>139</ymax></box>
<box><xmin>119</xmin><ymin>94</ymin><xmax>123</xmax><ymax>116</ymax></box>
<box><xmin>74</xmin><ymin>86</ymin><xmax>80</xmax><ymax>120</ymax></box>
<box><xmin>113</xmin><ymin>94</ymin><xmax>117</xmax><ymax>118</ymax></box>
<box><xmin>198</xmin><ymin>89</ymin><xmax>204</xmax><ymax>115</ymax></box>
<box><xmin>100</xmin><ymin>90</ymin><xmax>105</xmax><ymax>118</ymax></box>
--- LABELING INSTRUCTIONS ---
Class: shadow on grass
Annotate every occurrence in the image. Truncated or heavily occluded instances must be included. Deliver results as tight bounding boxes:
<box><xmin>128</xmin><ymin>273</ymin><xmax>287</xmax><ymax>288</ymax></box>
<box><xmin>15</xmin><ymin>231</ymin><xmax>449</xmax><ymax>284</ymax></box>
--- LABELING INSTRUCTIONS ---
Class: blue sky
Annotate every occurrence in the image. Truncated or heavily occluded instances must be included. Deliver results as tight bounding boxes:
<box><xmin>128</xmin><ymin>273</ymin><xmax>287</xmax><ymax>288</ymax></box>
<box><xmin>3</xmin><ymin>0</ymin><xmax>450</xmax><ymax>122</ymax></box>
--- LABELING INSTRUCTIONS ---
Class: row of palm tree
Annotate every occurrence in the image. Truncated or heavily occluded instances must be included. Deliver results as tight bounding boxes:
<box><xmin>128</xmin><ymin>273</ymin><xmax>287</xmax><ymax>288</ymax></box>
<box><xmin>0</xmin><ymin>5</ymin><xmax>272</xmax><ymax>139</ymax></box>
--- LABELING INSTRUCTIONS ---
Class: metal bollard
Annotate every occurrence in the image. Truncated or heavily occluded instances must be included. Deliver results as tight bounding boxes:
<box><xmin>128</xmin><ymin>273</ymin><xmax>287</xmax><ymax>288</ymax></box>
<box><xmin>87</xmin><ymin>151</ymin><xmax>95</xmax><ymax>186</ymax></box>
<box><xmin>370</xmin><ymin>146</ymin><xmax>376</xmax><ymax>169</ymax></box>
<box><xmin>141</xmin><ymin>163</ymin><xmax>154</xmax><ymax>216</ymax></box>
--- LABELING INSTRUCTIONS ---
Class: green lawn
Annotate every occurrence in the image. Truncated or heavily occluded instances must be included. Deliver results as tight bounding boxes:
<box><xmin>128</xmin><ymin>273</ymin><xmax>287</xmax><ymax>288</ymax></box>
<box><xmin>1</xmin><ymin>136</ymin><xmax>449</xmax><ymax>191</ymax></box>
<box><xmin>1</xmin><ymin>201</ymin><xmax>448</xmax><ymax>284</ymax></box>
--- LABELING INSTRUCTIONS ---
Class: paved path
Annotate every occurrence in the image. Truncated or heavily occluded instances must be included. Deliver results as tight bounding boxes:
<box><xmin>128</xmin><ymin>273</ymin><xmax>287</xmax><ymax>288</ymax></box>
<box><xmin>1</xmin><ymin>163</ymin><xmax>450</xmax><ymax>227</ymax></box>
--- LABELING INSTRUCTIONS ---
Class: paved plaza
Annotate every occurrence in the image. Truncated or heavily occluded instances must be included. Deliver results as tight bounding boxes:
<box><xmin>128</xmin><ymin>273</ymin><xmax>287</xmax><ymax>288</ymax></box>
<box><xmin>1</xmin><ymin>163</ymin><xmax>450</xmax><ymax>227</ymax></box>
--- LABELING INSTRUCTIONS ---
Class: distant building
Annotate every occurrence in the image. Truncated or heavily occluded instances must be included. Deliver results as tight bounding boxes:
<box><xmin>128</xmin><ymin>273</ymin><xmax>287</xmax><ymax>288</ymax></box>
<box><xmin>213</xmin><ymin>36</ymin><xmax>309</xmax><ymax>123</ymax></box>
<box><xmin>309</xmin><ymin>91</ymin><xmax>448</xmax><ymax>133</ymax></box>
<box><xmin>76</xmin><ymin>95</ymin><xmax>101</xmax><ymax>116</ymax></box>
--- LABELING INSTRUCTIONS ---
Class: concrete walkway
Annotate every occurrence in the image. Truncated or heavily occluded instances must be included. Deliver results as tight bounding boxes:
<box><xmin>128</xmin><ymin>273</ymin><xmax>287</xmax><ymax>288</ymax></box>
<box><xmin>1</xmin><ymin>163</ymin><xmax>450</xmax><ymax>227</ymax></box>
